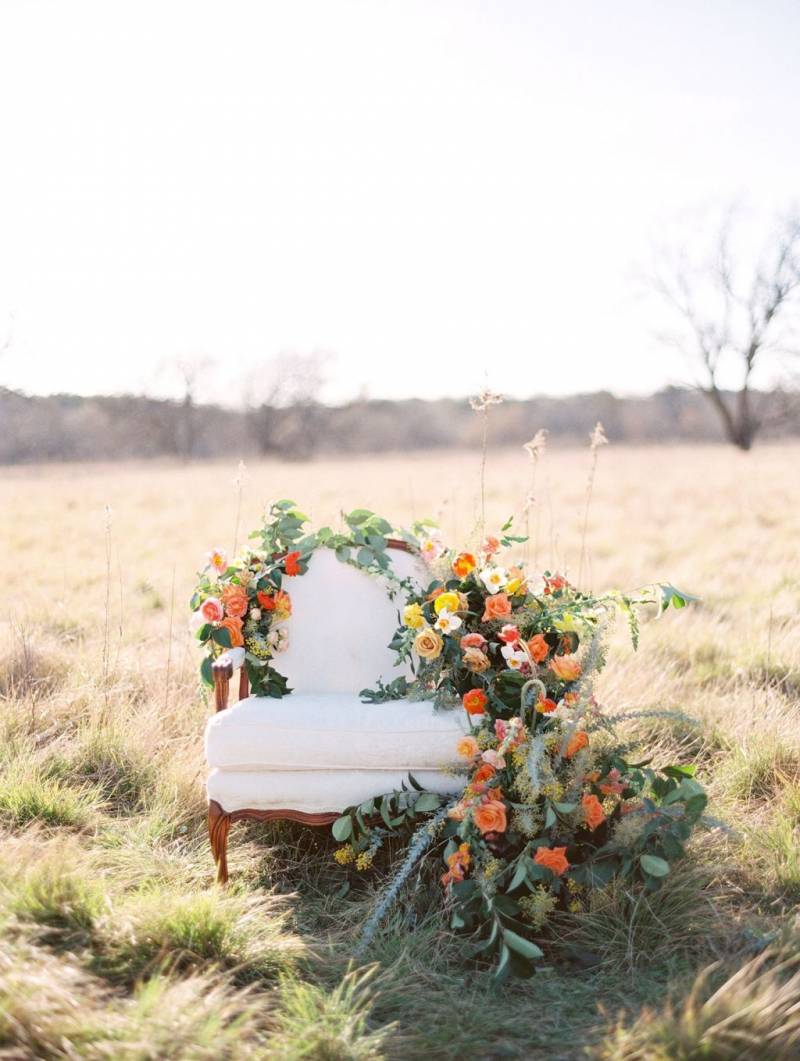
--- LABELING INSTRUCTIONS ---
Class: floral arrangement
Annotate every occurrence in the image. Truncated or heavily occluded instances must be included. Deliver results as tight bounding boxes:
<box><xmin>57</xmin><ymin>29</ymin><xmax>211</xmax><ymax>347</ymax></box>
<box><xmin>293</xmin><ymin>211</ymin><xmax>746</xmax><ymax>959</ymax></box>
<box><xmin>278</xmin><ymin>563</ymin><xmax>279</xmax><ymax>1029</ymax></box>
<box><xmin>190</xmin><ymin>500</ymin><xmax>414</xmax><ymax>697</ymax></box>
<box><xmin>333</xmin><ymin>522</ymin><xmax>705</xmax><ymax>982</ymax></box>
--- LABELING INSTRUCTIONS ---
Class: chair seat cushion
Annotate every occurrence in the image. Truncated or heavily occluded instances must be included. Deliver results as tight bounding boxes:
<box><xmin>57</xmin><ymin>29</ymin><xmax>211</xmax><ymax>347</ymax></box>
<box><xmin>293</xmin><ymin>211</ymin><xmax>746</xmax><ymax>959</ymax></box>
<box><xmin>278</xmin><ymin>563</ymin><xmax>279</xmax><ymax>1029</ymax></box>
<box><xmin>207</xmin><ymin>767</ymin><xmax>465</xmax><ymax>814</ymax></box>
<box><xmin>205</xmin><ymin>694</ymin><xmax>471</xmax><ymax>772</ymax></box>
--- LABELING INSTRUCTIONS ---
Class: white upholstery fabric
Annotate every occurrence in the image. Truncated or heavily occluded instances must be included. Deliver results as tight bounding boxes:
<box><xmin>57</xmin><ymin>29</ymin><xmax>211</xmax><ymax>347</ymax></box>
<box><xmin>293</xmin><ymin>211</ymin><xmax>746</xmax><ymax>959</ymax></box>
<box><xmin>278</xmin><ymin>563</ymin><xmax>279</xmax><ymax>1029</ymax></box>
<box><xmin>205</xmin><ymin>545</ymin><xmax>470</xmax><ymax>816</ymax></box>
<box><xmin>207</xmin><ymin>767</ymin><xmax>465</xmax><ymax>814</ymax></box>
<box><xmin>272</xmin><ymin>546</ymin><xmax>424</xmax><ymax>693</ymax></box>
<box><xmin>205</xmin><ymin>694</ymin><xmax>470</xmax><ymax>771</ymax></box>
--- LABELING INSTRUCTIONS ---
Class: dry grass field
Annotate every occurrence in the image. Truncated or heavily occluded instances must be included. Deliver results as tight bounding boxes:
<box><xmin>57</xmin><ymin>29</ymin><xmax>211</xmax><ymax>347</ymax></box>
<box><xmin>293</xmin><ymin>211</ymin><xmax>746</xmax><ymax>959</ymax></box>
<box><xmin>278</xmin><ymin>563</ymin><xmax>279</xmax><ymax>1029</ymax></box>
<box><xmin>2</xmin><ymin>442</ymin><xmax>800</xmax><ymax>1059</ymax></box>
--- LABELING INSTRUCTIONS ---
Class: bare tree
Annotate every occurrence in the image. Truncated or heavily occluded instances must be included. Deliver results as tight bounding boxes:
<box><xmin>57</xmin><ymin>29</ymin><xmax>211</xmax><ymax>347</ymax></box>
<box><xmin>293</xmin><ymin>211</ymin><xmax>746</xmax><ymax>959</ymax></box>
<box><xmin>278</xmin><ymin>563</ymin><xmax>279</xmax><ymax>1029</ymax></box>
<box><xmin>650</xmin><ymin>209</ymin><xmax>800</xmax><ymax>450</ymax></box>
<box><xmin>246</xmin><ymin>351</ymin><xmax>330</xmax><ymax>459</ymax></box>
<box><xmin>158</xmin><ymin>355</ymin><xmax>214</xmax><ymax>459</ymax></box>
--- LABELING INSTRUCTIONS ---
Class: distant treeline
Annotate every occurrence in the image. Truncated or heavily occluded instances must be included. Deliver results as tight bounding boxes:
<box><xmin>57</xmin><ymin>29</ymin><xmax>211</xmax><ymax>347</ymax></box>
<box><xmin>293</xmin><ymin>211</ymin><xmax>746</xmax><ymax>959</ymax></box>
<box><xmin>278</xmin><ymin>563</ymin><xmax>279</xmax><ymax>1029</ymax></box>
<box><xmin>1</xmin><ymin>386</ymin><xmax>798</xmax><ymax>463</ymax></box>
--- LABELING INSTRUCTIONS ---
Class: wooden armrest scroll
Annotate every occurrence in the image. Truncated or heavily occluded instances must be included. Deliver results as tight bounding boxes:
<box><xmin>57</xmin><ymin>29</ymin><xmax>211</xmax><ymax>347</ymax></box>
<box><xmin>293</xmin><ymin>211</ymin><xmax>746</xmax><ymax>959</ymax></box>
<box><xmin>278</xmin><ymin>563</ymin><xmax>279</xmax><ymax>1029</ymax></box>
<box><xmin>212</xmin><ymin>648</ymin><xmax>246</xmax><ymax>712</ymax></box>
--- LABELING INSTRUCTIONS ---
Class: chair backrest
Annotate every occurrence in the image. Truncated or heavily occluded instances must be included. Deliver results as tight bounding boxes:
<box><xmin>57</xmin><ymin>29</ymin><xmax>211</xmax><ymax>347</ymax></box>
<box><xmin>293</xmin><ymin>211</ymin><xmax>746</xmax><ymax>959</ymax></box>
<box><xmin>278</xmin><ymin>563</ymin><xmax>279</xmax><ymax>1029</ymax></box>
<box><xmin>273</xmin><ymin>543</ymin><xmax>427</xmax><ymax>694</ymax></box>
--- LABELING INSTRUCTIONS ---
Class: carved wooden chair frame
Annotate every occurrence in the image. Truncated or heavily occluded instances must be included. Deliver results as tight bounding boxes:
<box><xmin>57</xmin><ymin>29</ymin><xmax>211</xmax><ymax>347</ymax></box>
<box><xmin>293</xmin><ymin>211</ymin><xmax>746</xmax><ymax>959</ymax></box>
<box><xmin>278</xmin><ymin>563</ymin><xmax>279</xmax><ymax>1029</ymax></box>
<box><xmin>208</xmin><ymin>538</ymin><xmax>413</xmax><ymax>884</ymax></box>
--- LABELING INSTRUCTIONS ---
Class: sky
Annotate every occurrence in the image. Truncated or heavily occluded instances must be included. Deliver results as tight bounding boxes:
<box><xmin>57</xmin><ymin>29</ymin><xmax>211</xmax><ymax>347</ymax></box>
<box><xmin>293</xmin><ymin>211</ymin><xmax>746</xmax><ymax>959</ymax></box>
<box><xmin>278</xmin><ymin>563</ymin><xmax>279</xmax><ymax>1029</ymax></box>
<box><xmin>0</xmin><ymin>0</ymin><xmax>798</xmax><ymax>406</ymax></box>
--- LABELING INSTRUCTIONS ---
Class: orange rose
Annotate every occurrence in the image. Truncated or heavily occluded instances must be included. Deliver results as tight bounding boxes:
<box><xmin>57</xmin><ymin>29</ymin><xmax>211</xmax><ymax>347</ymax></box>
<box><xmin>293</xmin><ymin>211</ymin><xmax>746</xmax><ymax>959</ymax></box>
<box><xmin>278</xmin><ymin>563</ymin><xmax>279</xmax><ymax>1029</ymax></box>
<box><xmin>582</xmin><ymin>793</ymin><xmax>606</xmax><ymax>831</ymax></box>
<box><xmin>564</xmin><ymin>731</ymin><xmax>589</xmax><ymax>758</ymax></box>
<box><xmin>452</xmin><ymin>552</ymin><xmax>477</xmax><ymax>578</ymax></box>
<box><xmin>284</xmin><ymin>550</ymin><xmax>301</xmax><ymax>576</ymax></box>
<box><xmin>473</xmin><ymin>799</ymin><xmax>507</xmax><ymax>835</ymax></box>
<box><xmin>534</xmin><ymin>846</ymin><xmax>569</xmax><ymax>876</ymax></box>
<box><xmin>460</xmin><ymin>633</ymin><xmax>487</xmax><ymax>649</ymax></box>
<box><xmin>217</xmin><ymin>616</ymin><xmax>244</xmax><ymax>648</ymax></box>
<box><xmin>221</xmin><ymin>583</ymin><xmax>249</xmax><ymax>619</ymax></box>
<box><xmin>457</xmin><ymin>736</ymin><xmax>480</xmax><ymax>760</ymax></box>
<box><xmin>462</xmin><ymin>647</ymin><xmax>491</xmax><ymax>674</ymax></box>
<box><xmin>482</xmin><ymin>592</ymin><xmax>511</xmax><ymax>622</ymax></box>
<box><xmin>462</xmin><ymin>688</ymin><xmax>488</xmax><ymax>716</ymax></box>
<box><xmin>441</xmin><ymin>842</ymin><xmax>471</xmax><ymax>886</ymax></box>
<box><xmin>526</xmin><ymin>633</ymin><xmax>549</xmax><ymax>663</ymax></box>
<box><xmin>550</xmin><ymin>655</ymin><xmax>582</xmax><ymax>682</ymax></box>
<box><xmin>472</xmin><ymin>763</ymin><xmax>496</xmax><ymax>785</ymax></box>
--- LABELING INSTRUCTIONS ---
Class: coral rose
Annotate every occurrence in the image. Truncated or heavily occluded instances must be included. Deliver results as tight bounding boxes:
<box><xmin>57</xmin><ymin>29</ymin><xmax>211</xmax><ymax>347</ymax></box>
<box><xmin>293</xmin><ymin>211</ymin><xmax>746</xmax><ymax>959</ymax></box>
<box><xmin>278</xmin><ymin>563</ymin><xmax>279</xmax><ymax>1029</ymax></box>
<box><xmin>462</xmin><ymin>688</ymin><xmax>488</xmax><ymax>716</ymax></box>
<box><xmin>460</xmin><ymin>632</ymin><xmax>487</xmax><ymax>650</ymax></box>
<box><xmin>473</xmin><ymin>798</ymin><xmax>507</xmax><ymax>835</ymax></box>
<box><xmin>549</xmin><ymin>654</ymin><xmax>582</xmax><ymax>682</ymax></box>
<box><xmin>217</xmin><ymin>616</ymin><xmax>244</xmax><ymax>648</ymax></box>
<box><xmin>200</xmin><ymin>596</ymin><xmax>224</xmax><ymax>623</ymax></box>
<box><xmin>564</xmin><ymin>731</ymin><xmax>589</xmax><ymax>758</ymax></box>
<box><xmin>582</xmin><ymin>793</ymin><xmax>606</xmax><ymax>831</ymax></box>
<box><xmin>482</xmin><ymin>592</ymin><xmax>511</xmax><ymax>622</ymax></box>
<box><xmin>414</xmin><ymin>626</ymin><xmax>444</xmax><ymax>660</ymax></box>
<box><xmin>452</xmin><ymin>552</ymin><xmax>477</xmax><ymax>578</ymax></box>
<box><xmin>534</xmin><ymin>846</ymin><xmax>569</xmax><ymax>875</ymax></box>
<box><xmin>462</xmin><ymin>647</ymin><xmax>491</xmax><ymax>673</ymax></box>
<box><xmin>472</xmin><ymin>763</ymin><xmax>496</xmax><ymax>784</ymax></box>
<box><xmin>526</xmin><ymin>633</ymin><xmax>549</xmax><ymax>663</ymax></box>
<box><xmin>457</xmin><ymin>736</ymin><xmax>479</xmax><ymax>760</ymax></box>
<box><xmin>221</xmin><ymin>583</ymin><xmax>249</xmax><ymax>619</ymax></box>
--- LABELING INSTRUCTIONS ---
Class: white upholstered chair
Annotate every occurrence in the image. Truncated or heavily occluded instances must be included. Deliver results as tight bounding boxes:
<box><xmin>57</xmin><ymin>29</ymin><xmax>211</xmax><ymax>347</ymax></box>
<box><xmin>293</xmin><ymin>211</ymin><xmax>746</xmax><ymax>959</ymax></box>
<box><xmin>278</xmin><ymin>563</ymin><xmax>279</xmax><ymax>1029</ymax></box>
<box><xmin>205</xmin><ymin>541</ymin><xmax>469</xmax><ymax>882</ymax></box>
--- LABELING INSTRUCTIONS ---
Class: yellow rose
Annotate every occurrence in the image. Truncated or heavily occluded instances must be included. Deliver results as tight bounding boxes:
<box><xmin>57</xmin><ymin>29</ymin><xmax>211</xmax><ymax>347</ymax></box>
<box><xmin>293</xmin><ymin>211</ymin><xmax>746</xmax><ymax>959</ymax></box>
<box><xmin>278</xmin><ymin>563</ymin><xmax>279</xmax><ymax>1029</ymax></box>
<box><xmin>403</xmin><ymin>602</ymin><xmax>425</xmax><ymax>629</ymax></box>
<box><xmin>434</xmin><ymin>591</ymin><xmax>461</xmax><ymax>615</ymax></box>
<box><xmin>414</xmin><ymin>626</ymin><xmax>444</xmax><ymax>660</ymax></box>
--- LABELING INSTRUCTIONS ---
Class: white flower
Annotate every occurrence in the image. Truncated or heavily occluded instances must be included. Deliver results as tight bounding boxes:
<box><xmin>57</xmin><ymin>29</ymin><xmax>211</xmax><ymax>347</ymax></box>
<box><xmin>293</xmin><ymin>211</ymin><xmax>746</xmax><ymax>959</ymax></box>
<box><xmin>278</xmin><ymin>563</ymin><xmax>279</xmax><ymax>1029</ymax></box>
<box><xmin>434</xmin><ymin>610</ymin><xmax>462</xmax><ymax>635</ymax></box>
<box><xmin>189</xmin><ymin>610</ymin><xmax>206</xmax><ymax>632</ymax></box>
<box><xmin>501</xmin><ymin>644</ymin><xmax>528</xmax><ymax>670</ymax></box>
<box><xmin>268</xmin><ymin>625</ymin><xmax>289</xmax><ymax>654</ymax></box>
<box><xmin>250</xmin><ymin>608</ymin><xmax>262</xmax><ymax>621</ymax></box>
<box><xmin>480</xmin><ymin>566</ymin><xmax>508</xmax><ymax>592</ymax></box>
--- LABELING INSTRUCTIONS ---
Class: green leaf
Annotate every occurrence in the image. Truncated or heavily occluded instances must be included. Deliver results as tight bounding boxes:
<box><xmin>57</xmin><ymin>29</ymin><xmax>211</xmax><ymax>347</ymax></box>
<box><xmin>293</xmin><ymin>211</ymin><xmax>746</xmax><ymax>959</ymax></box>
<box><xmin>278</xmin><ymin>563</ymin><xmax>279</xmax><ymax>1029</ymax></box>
<box><xmin>195</xmin><ymin>623</ymin><xmax>212</xmax><ymax>641</ymax></box>
<box><xmin>356</xmin><ymin>546</ymin><xmax>375</xmax><ymax>567</ymax></box>
<box><xmin>211</xmin><ymin>627</ymin><xmax>232</xmax><ymax>648</ymax></box>
<box><xmin>502</xmin><ymin>928</ymin><xmax>544</xmax><ymax>961</ymax></box>
<box><xmin>335</xmin><ymin>545</ymin><xmax>351</xmax><ymax>563</ymax></box>
<box><xmin>200</xmin><ymin>656</ymin><xmax>213</xmax><ymax>687</ymax></box>
<box><xmin>640</xmin><ymin>854</ymin><xmax>670</xmax><ymax>877</ymax></box>
<box><xmin>413</xmin><ymin>792</ymin><xmax>441</xmax><ymax>813</ymax></box>
<box><xmin>332</xmin><ymin>816</ymin><xmax>353</xmax><ymax>842</ymax></box>
<box><xmin>346</xmin><ymin>509</ymin><xmax>373</xmax><ymax>526</ymax></box>
<box><xmin>544</xmin><ymin>805</ymin><xmax>556</xmax><ymax>829</ymax></box>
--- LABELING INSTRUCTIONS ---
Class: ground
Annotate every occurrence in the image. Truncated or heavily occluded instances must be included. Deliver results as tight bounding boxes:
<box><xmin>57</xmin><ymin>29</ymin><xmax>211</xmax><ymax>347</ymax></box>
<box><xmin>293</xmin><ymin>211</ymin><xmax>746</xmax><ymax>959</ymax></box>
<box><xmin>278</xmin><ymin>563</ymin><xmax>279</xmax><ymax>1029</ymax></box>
<box><xmin>1</xmin><ymin>442</ymin><xmax>800</xmax><ymax>1059</ymax></box>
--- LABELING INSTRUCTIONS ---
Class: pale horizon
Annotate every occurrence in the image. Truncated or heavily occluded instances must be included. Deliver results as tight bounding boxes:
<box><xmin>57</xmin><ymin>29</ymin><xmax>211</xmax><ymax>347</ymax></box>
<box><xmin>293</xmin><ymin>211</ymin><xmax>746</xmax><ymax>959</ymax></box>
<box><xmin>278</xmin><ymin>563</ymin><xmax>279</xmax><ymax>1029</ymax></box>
<box><xmin>1</xmin><ymin>0</ymin><xmax>799</xmax><ymax>406</ymax></box>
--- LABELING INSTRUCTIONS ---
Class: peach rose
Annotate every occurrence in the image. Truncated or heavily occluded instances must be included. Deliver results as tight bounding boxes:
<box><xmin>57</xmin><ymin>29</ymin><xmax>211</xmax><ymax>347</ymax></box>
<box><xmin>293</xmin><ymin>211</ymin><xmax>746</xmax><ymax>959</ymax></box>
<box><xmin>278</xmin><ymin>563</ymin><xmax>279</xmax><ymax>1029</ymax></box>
<box><xmin>457</xmin><ymin>736</ymin><xmax>480</xmax><ymax>760</ymax></box>
<box><xmin>414</xmin><ymin>626</ymin><xmax>444</xmax><ymax>660</ymax></box>
<box><xmin>550</xmin><ymin>654</ymin><xmax>582</xmax><ymax>682</ymax></box>
<box><xmin>473</xmin><ymin>798</ymin><xmax>507</xmax><ymax>835</ymax></box>
<box><xmin>452</xmin><ymin>552</ymin><xmax>477</xmax><ymax>578</ymax></box>
<box><xmin>482</xmin><ymin>592</ymin><xmax>512</xmax><ymax>622</ymax></box>
<box><xmin>481</xmin><ymin>749</ymin><xmax>505</xmax><ymax>769</ymax></box>
<box><xmin>200</xmin><ymin>596</ymin><xmax>224</xmax><ymax>623</ymax></box>
<box><xmin>582</xmin><ymin>793</ymin><xmax>606</xmax><ymax>831</ymax></box>
<box><xmin>526</xmin><ymin>633</ymin><xmax>550</xmax><ymax>663</ymax></box>
<box><xmin>462</xmin><ymin>647</ymin><xmax>491</xmax><ymax>673</ymax></box>
<box><xmin>448</xmin><ymin>801</ymin><xmax>468</xmax><ymax>821</ymax></box>
<box><xmin>564</xmin><ymin>731</ymin><xmax>589</xmax><ymax>759</ymax></box>
<box><xmin>534</xmin><ymin>846</ymin><xmax>569</xmax><ymax>875</ymax></box>
<box><xmin>460</xmin><ymin>632</ymin><xmax>487</xmax><ymax>650</ymax></box>
<box><xmin>462</xmin><ymin>688</ymin><xmax>488</xmax><ymax>715</ymax></box>
<box><xmin>221</xmin><ymin>583</ymin><xmax>249</xmax><ymax>619</ymax></box>
<box><xmin>217</xmin><ymin>616</ymin><xmax>244</xmax><ymax>648</ymax></box>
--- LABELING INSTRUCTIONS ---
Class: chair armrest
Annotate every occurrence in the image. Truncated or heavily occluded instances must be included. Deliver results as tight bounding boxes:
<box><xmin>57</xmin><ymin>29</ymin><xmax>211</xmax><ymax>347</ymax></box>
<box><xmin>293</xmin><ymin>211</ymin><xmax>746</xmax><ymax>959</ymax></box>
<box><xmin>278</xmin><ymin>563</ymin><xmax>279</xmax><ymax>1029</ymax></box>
<box><xmin>212</xmin><ymin>648</ymin><xmax>246</xmax><ymax>712</ymax></box>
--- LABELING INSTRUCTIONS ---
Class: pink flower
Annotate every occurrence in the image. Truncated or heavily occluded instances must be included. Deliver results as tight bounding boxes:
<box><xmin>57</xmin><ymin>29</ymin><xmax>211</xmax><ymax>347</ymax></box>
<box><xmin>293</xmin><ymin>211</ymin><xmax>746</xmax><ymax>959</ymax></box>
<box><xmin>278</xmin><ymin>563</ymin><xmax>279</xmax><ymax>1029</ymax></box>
<box><xmin>207</xmin><ymin>548</ymin><xmax>228</xmax><ymax>572</ymax></box>
<box><xmin>460</xmin><ymin>632</ymin><xmax>487</xmax><ymax>650</ymax></box>
<box><xmin>498</xmin><ymin>624</ymin><xmax>520</xmax><ymax>645</ymax></box>
<box><xmin>481</xmin><ymin>535</ymin><xmax>501</xmax><ymax>556</ymax></box>
<box><xmin>200</xmin><ymin>597</ymin><xmax>224</xmax><ymax>623</ymax></box>
<box><xmin>494</xmin><ymin>719</ymin><xmax>509</xmax><ymax>741</ymax></box>
<box><xmin>481</xmin><ymin>749</ymin><xmax>506</xmax><ymax>769</ymax></box>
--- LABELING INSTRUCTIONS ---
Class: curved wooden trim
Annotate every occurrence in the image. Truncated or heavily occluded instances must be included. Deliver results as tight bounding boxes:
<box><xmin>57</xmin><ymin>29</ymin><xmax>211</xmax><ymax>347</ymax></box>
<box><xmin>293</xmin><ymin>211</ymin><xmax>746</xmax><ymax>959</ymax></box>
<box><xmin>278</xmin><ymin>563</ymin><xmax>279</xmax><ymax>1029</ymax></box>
<box><xmin>208</xmin><ymin>799</ymin><xmax>232</xmax><ymax>884</ymax></box>
<box><xmin>228</xmin><ymin>806</ymin><xmax>339</xmax><ymax>826</ymax></box>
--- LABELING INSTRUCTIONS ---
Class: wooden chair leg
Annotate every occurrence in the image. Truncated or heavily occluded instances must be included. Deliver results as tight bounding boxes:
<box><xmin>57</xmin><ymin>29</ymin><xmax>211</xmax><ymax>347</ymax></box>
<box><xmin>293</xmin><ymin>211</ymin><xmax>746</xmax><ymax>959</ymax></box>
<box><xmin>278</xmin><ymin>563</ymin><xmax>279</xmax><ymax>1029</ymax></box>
<box><xmin>208</xmin><ymin>800</ymin><xmax>231</xmax><ymax>885</ymax></box>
